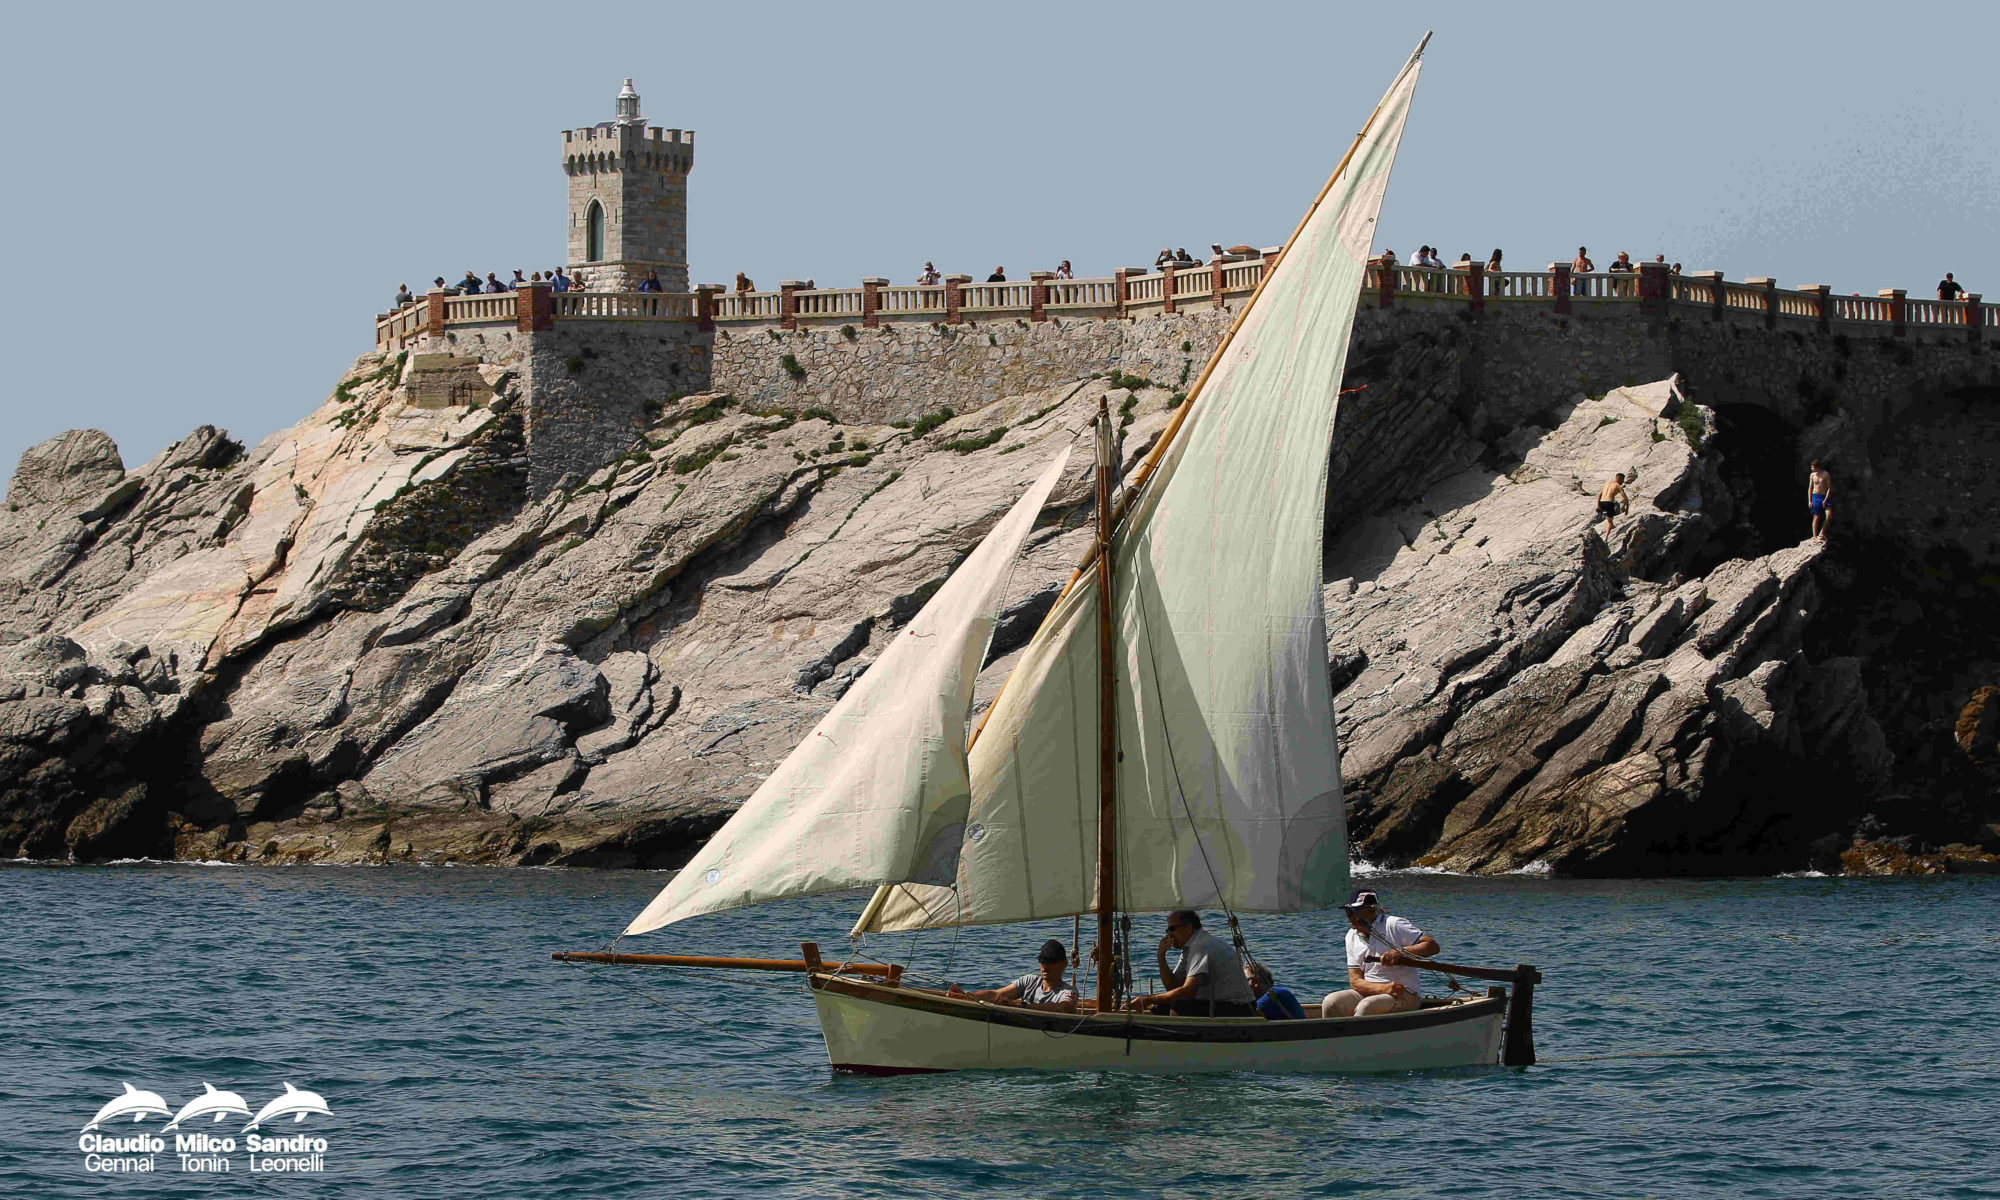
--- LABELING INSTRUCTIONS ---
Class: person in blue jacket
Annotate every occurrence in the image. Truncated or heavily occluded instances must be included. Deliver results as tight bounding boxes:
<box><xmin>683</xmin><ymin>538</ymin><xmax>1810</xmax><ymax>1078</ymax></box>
<box><xmin>1245</xmin><ymin>959</ymin><xmax>1307</xmax><ymax>1020</ymax></box>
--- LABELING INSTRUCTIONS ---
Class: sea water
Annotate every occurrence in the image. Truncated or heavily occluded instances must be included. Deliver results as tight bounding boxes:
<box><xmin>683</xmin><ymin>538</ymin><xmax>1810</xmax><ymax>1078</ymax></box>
<box><xmin>1</xmin><ymin>863</ymin><xmax>1993</xmax><ymax>1197</ymax></box>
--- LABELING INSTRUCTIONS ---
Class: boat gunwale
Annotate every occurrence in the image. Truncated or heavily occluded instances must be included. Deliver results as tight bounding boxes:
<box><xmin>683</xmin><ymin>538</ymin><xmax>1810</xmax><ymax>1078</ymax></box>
<box><xmin>811</xmin><ymin>973</ymin><xmax>1505</xmax><ymax>1044</ymax></box>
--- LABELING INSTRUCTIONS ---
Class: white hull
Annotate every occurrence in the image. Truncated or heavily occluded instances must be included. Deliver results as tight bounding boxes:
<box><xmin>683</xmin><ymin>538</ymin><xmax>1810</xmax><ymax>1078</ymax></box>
<box><xmin>811</xmin><ymin>976</ymin><xmax>1505</xmax><ymax>1075</ymax></box>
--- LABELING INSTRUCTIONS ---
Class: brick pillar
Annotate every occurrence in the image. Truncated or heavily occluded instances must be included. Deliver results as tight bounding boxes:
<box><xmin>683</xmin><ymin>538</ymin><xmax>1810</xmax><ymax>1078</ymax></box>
<box><xmin>1161</xmin><ymin>263</ymin><xmax>1177</xmax><ymax>315</ymax></box>
<box><xmin>779</xmin><ymin>280</ymin><xmax>806</xmax><ymax>330</ymax></box>
<box><xmin>1690</xmin><ymin>271</ymin><xmax>1724</xmax><ymax>321</ymax></box>
<box><xmin>1637</xmin><ymin>261</ymin><xmax>1670</xmax><ymax>318</ymax></box>
<box><xmin>1550</xmin><ymin>263</ymin><xmax>1571</xmax><ymax>314</ymax></box>
<box><xmin>1465</xmin><ymin>261</ymin><xmax>1486</xmax><ymax>315</ymax></box>
<box><xmin>1966</xmin><ymin>293</ymin><xmax>1983</xmax><ymax>344</ymax></box>
<box><xmin>860</xmin><ymin>277</ymin><xmax>886</xmax><ymax>329</ymax></box>
<box><xmin>1028</xmin><ymin>271</ymin><xmax>1053</xmax><ymax>323</ymax></box>
<box><xmin>1796</xmin><ymin>284</ymin><xmax>1831</xmax><ymax>332</ymax></box>
<box><xmin>425</xmin><ymin>289</ymin><xmax>447</xmax><ymax>337</ymax></box>
<box><xmin>1746</xmin><ymin>277</ymin><xmax>1778</xmax><ymax>329</ymax></box>
<box><xmin>944</xmin><ymin>274</ymin><xmax>970</xmax><ymax>324</ymax></box>
<box><xmin>1261</xmin><ymin>246</ymin><xmax>1282</xmax><ymax>286</ymax></box>
<box><xmin>1879</xmin><ymin>288</ymin><xmax>1906</xmax><ymax>337</ymax></box>
<box><xmin>1376</xmin><ymin>257</ymin><xmax>1396</xmax><ymax>309</ymax></box>
<box><xmin>695</xmin><ymin>283</ymin><xmax>723</xmax><ymax>333</ymax></box>
<box><xmin>1113</xmin><ymin>268</ymin><xmax>1131</xmax><ymax>317</ymax></box>
<box><xmin>515</xmin><ymin>281</ymin><xmax>553</xmax><ymax>333</ymax></box>
<box><xmin>1211</xmin><ymin>259</ymin><xmax>1225</xmax><ymax>308</ymax></box>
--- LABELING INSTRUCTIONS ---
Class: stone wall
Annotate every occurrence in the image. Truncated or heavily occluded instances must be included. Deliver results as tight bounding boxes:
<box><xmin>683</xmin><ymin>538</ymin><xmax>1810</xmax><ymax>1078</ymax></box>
<box><xmin>709</xmin><ymin>310</ymin><xmax>1235</xmax><ymax>424</ymax></box>
<box><xmin>519</xmin><ymin>323</ymin><xmax>712</xmax><ymax>496</ymax></box>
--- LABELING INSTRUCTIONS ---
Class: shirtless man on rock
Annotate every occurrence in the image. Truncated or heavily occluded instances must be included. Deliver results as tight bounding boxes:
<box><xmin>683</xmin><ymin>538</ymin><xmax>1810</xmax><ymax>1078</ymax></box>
<box><xmin>1808</xmin><ymin>460</ymin><xmax>1833</xmax><ymax>542</ymax></box>
<box><xmin>1596</xmin><ymin>473</ymin><xmax>1630</xmax><ymax>538</ymax></box>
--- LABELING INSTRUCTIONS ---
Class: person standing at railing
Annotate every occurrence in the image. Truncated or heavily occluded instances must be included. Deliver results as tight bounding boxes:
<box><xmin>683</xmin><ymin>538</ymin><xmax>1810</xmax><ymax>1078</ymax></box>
<box><xmin>1608</xmin><ymin>251</ymin><xmax>1635</xmax><ymax>297</ymax></box>
<box><xmin>394</xmin><ymin>283</ymin><xmax>414</xmax><ymax>309</ymax></box>
<box><xmin>1572</xmin><ymin>247</ymin><xmax>1595</xmax><ymax>295</ymax></box>
<box><xmin>1174</xmin><ymin>248</ymin><xmax>1198</xmax><ymax>267</ymax></box>
<box><xmin>485</xmin><ymin>272</ymin><xmax>509</xmax><ymax>293</ymax></box>
<box><xmin>637</xmin><ymin>270</ymin><xmax>663</xmax><ymax>294</ymax></box>
<box><xmin>1485</xmin><ymin>249</ymin><xmax>1505</xmax><ymax>296</ymax></box>
<box><xmin>460</xmin><ymin>270</ymin><xmax>483</xmax><ymax>295</ymax></box>
<box><xmin>987</xmin><ymin>266</ymin><xmax>1007</xmax><ymax>283</ymax></box>
<box><xmin>1055</xmin><ymin>260</ymin><xmax>1073</xmax><ymax>280</ymax></box>
<box><xmin>511</xmin><ymin>269</ymin><xmax>529</xmax><ymax>289</ymax></box>
<box><xmin>1939</xmin><ymin>273</ymin><xmax>1965</xmax><ymax>303</ymax></box>
<box><xmin>917</xmin><ymin>263</ymin><xmax>939</xmax><ymax>286</ymax></box>
<box><xmin>736</xmin><ymin>271</ymin><xmax>756</xmax><ymax>292</ymax></box>
<box><xmin>551</xmin><ymin>268</ymin><xmax>572</xmax><ymax>294</ymax></box>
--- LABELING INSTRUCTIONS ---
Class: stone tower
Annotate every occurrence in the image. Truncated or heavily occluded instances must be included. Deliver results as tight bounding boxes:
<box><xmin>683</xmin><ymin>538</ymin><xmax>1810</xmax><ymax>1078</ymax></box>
<box><xmin>562</xmin><ymin>79</ymin><xmax>694</xmax><ymax>292</ymax></box>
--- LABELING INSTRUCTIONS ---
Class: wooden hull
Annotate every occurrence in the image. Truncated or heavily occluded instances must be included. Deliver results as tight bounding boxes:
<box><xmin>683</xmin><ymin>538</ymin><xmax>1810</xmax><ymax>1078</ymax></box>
<box><xmin>810</xmin><ymin>975</ymin><xmax>1505</xmax><ymax>1075</ymax></box>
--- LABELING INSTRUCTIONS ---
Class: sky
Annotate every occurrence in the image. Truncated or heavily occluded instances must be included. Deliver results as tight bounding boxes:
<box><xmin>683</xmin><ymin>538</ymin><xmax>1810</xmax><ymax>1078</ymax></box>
<box><xmin>2</xmin><ymin>1</ymin><xmax>1995</xmax><ymax>488</ymax></box>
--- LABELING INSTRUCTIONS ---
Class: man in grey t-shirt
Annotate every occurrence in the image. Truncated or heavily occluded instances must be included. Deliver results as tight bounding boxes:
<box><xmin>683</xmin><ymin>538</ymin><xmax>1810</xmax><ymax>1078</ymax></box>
<box><xmin>1128</xmin><ymin>910</ymin><xmax>1259</xmax><ymax>1017</ymax></box>
<box><xmin>947</xmin><ymin>940</ymin><xmax>1078</xmax><ymax>1012</ymax></box>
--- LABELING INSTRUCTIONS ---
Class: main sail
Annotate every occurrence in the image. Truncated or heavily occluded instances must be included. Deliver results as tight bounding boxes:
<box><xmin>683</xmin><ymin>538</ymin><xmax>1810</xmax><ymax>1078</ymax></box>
<box><xmin>625</xmin><ymin>448</ymin><xmax>1072</xmax><ymax>934</ymax></box>
<box><xmin>856</xmin><ymin>42</ymin><xmax>1426</xmax><ymax>935</ymax></box>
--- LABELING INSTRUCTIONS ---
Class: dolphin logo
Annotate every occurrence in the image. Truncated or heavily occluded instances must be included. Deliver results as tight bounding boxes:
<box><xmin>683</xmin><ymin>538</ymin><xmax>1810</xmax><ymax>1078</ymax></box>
<box><xmin>243</xmin><ymin>1082</ymin><xmax>331</xmax><ymax>1131</ymax></box>
<box><xmin>164</xmin><ymin>1083</ymin><xmax>252</xmax><ymax>1131</ymax></box>
<box><xmin>82</xmin><ymin>1083</ymin><xmax>172</xmax><ymax>1132</ymax></box>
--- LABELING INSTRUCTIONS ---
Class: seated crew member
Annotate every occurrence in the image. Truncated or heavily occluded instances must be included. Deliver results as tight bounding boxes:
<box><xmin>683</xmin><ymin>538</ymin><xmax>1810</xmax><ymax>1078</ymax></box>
<box><xmin>1127</xmin><ymin>910</ymin><xmax>1258</xmax><ymax>1017</ymax></box>
<box><xmin>1245</xmin><ymin>960</ymin><xmax>1307</xmax><ymax>1020</ymax></box>
<box><xmin>947</xmin><ymin>940</ymin><xmax>1078</xmax><ymax>1012</ymax></box>
<box><xmin>1322</xmin><ymin>888</ymin><xmax>1439</xmax><ymax>1018</ymax></box>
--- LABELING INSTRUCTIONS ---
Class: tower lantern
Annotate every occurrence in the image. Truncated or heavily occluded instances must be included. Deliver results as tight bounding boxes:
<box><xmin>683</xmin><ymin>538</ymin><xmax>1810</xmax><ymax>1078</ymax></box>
<box><xmin>562</xmin><ymin>79</ymin><xmax>693</xmax><ymax>292</ymax></box>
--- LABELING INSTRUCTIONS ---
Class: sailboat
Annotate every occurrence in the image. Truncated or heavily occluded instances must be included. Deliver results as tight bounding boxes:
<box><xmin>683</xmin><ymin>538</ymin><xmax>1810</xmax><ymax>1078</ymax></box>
<box><xmin>556</xmin><ymin>34</ymin><xmax>1543</xmax><ymax>1075</ymax></box>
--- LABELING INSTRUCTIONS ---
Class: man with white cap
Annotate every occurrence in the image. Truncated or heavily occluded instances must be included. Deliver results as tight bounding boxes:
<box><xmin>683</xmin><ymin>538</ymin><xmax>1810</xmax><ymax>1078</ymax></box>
<box><xmin>1321</xmin><ymin>888</ymin><xmax>1440</xmax><ymax>1018</ymax></box>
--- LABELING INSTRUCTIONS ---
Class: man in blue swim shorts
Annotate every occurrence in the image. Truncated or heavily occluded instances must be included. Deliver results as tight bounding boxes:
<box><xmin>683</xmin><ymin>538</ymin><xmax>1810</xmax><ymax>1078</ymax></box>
<box><xmin>1808</xmin><ymin>460</ymin><xmax>1833</xmax><ymax>541</ymax></box>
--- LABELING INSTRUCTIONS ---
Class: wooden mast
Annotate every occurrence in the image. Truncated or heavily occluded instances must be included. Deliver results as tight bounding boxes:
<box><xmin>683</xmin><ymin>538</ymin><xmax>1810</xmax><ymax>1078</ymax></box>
<box><xmin>1092</xmin><ymin>396</ymin><xmax>1119</xmax><ymax>1012</ymax></box>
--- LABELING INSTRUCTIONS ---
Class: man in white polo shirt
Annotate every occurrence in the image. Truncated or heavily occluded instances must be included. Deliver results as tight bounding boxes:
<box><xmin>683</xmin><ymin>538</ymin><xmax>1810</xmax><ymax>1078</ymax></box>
<box><xmin>1322</xmin><ymin>888</ymin><xmax>1440</xmax><ymax>1018</ymax></box>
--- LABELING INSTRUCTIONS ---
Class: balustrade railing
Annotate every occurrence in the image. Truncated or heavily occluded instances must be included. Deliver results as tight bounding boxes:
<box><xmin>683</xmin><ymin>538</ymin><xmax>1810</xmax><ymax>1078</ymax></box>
<box><xmin>713</xmin><ymin>291</ymin><xmax>780</xmax><ymax>319</ymax></box>
<box><xmin>793</xmin><ymin>288</ymin><xmax>864</xmax><ymax>317</ymax></box>
<box><xmin>556</xmin><ymin>292</ymin><xmax>693</xmax><ymax>318</ymax></box>
<box><xmin>1670</xmin><ymin>276</ymin><xmax>1716</xmax><ymax>305</ymax></box>
<box><xmin>1775</xmin><ymin>291</ymin><xmax>1818</xmax><ymax>319</ymax></box>
<box><xmin>1124</xmin><ymin>274</ymin><xmax>1165</xmax><ymax>303</ymax></box>
<box><xmin>1221</xmin><ymin>261</ymin><xmax>1264</xmax><ymax>292</ymax></box>
<box><xmin>1491</xmin><ymin>270</ymin><xmax>1555</xmax><ymax>299</ymax></box>
<box><xmin>1047</xmin><ymin>279</ymin><xmax>1118</xmax><ymax>308</ymax></box>
<box><xmin>1832</xmin><ymin>294</ymin><xmax>1889</xmax><ymax>323</ymax></box>
<box><xmin>376</xmin><ymin>301</ymin><xmax>429</xmax><ymax>346</ymax></box>
<box><xmin>1720</xmin><ymin>281</ymin><xmax>1768</xmax><ymax>313</ymax></box>
<box><xmin>960</xmin><ymin>282</ymin><xmax>1035</xmax><ymax>310</ymax></box>
<box><xmin>375</xmin><ymin>260</ymin><xmax>1988</xmax><ymax>345</ymax></box>
<box><xmin>443</xmin><ymin>293</ymin><xmax>517</xmax><ymax>323</ymax></box>
<box><xmin>878</xmin><ymin>285</ymin><xmax>946</xmax><ymax>314</ymax></box>
<box><xmin>1172</xmin><ymin>270</ymin><xmax>1213</xmax><ymax>300</ymax></box>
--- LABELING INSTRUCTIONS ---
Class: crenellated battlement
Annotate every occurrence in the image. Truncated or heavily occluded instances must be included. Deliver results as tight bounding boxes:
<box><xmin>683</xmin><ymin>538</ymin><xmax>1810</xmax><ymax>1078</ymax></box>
<box><xmin>561</xmin><ymin>125</ymin><xmax>694</xmax><ymax>176</ymax></box>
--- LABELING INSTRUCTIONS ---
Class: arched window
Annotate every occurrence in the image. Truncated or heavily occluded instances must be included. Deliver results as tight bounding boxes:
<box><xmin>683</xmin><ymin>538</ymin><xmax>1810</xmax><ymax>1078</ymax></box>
<box><xmin>585</xmin><ymin>201</ymin><xmax>605</xmax><ymax>262</ymax></box>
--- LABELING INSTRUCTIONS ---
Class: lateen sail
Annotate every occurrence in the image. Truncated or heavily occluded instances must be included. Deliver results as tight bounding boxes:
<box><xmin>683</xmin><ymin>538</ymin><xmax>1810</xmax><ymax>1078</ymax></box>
<box><xmin>857</xmin><ymin>45</ymin><xmax>1426</xmax><ymax>935</ymax></box>
<box><xmin>624</xmin><ymin>447</ymin><xmax>1073</xmax><ymax>935</ymax></box>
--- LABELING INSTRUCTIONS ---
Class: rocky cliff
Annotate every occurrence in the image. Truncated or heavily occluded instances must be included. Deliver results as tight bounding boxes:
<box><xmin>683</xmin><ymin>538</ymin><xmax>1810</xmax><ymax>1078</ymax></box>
<box><xmin>3</xmin><ymin>347</ymin><xmax>1995</xmax><ymax>874</ymax></box>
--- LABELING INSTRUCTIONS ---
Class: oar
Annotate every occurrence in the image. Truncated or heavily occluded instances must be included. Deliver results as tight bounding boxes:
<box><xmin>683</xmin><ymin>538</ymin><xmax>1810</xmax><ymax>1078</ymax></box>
<box><xmin>553</xmin><ymin>946</ymin><xmax>900</xmax><ymax>980</ymax></box>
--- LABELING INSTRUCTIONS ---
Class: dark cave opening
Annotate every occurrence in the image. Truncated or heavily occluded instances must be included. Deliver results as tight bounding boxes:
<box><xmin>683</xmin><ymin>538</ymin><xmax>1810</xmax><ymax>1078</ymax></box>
<box><xmin>1705</xmin><ymin>403</ymin><xmax>1805</xmax><ymax>563</ymax></box>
